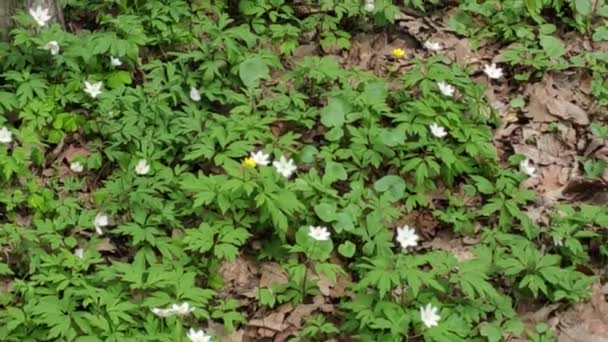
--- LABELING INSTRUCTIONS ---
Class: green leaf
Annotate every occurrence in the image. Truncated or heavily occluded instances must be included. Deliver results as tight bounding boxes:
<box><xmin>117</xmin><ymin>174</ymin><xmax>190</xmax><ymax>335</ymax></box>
<box><xmin>106</xmin><ymin>71</ymin><xmax>132</xmax><ymax>88</ymax></box>
<box><xmin>314</xmin><ymin>203</ymin><xmax>337</xmax><ymax>222</ymax></box>
<box><xmin>480</xmin><ymin>322</ymin><xmax>502</xmax><ymax>342</ymax></box>
<box><xmin>338</xmin><ymin>241</ymin><xmax>356</xmax><ymax>258</ymax></box>
<box><xmin>574</xmin><ymin>0</ymin><xmax>593</xmax><ymax>16</ymax></box>
<box><xmin>539</xmin><ymin>35</ymin><xmax>566</xmax><ymax>58</ymax></box>
<box><xmin>471</xmin><ymin>175</ymin><xmax>495</xmax><ymax>194</ymax></box>
<box><xmin>239</xmin><ymin>57</ymin><xmax>270</xmax><ymax>88</ymax></box>
<box><xmin>320</xmin><ymin>96</ymin><xmax>351</xmax><ymax>128</ymax></box>
<box><xmin>323</xmin><ymin>161</ymin><xmax>347</xmax><ymax>184</ymax></box>
<box><xmin>373</xmin><ymin>175</ymin><xmax>405</xmax><ymax>201</ymax></box>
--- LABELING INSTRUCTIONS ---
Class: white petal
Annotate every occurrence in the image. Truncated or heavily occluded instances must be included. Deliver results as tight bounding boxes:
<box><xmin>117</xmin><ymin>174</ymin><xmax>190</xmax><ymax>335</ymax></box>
<box><xmin>190</xmin><ymin>87</ymin><xmax>201</xmax><ymax>102</ymax></box>
<box><xmin>0</xmin><ymin>126</ymin><xmax>13</xmax><ymax>144</ymax></box>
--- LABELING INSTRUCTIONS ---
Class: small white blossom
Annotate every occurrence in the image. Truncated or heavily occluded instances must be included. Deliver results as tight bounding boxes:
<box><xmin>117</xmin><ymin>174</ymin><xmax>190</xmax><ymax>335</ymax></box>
<box><xmin>94</xmin><ymin>212</ymin><xmax>109</xmax><ymax>235</ymax></box>
<box><xmin>429</xmin><ymin>123</ymin><xmax>447</xmax><ymax>138</ymax></box>
<box><xmin>110</xmin><ymin>56</ymin><xmax>122</xmax><ymax>67</ymax></box>
<box><xmin>483</xmin><ymin>63</ymin><xmax>503</xmax><ymax>79</ymax></box>
<box><xmin>29</xmin><ymin>5</ymin><xmax>51</xmax><ymax>27</ymax></box>
<box><xmin>553</xmin><ymin>237</ymin><xmax>564</xmax><ymax>247</ymax></box>
<box><xmin>437</xmin><ymin>81</ymin><xmax>455</xmax><ymax>97</ymax></box>
<box><xmin>151</xmin><ymin>307</ymin><xmax>175</xmax><ymax>318</ymax></box>
<box><xmin>187</xmin><ymin>328</ymin><xmax>213</xmax><ymax>342</ymax></box>
<box><xmin>171</xmin><ymin>302</ymin><xmax>195</xmax><ymax>315</ymax></box>
<box><xmin>364</xmin><ymin>2</ymin><xmax>375</xmax><ymax>12</ymax></box>
<box><xmin>189</xmin><ymin>87</ymin><xmax>201</xmax><ymax>102</ymax></box>
<box><xmin>273</xmin><ymin>155</ymin><xmax>297</xmax><ymax>178</ymax></box>
<box><xmin>308</xmin><ymin>226</ymin><xmax>331</xmax><ymax>241</ymax></box>
<box><xmin>420</xmin><ymin>303</ymin><xmax>441</xmax><ymax>328</ymax></box>
<box><xmin>135</xmin><ymin>159</ymin><xmax>150</xmax><ymax>175</ymax></box>
<box><xmin>74</xmin><ymin>248</ymin><xmax>84</xmax><ymax>259</ymax></box>
<box><xmin>84</xmin><ymin>81</ymin><xmax>103</xmax><ymax>98</ymax></box>
<box><xmin>0</xmin><ymin>126</ymin><xmax>13</xmax><ymax>144</ymax></box>
<box><xmin>396</xmin><ymin>225</ymin><xmax>419</xmax><ymax>250</ymax></box>
<box><xmin>424</xmin><ymin>40</ymin><xmax>442</xmax><ymax>51</ymax></box>
<box><xmin>519</xmin><ymin>158</ymin><xmax>536</xmax><ymax>177</ymax></box>
<box><xmin>44</xmin><ymin>41</ymin><xmax>60</xmax><ymax>55</ymax></box>
<box><xmin>70</xmin><ymin>161</ymin><xmax>84</xmax><ymax>173</ymax></box>
<box><xmin>251</xmin><ymin>150</ymin><xmax>271</xmax><ymax>166</ymax></box>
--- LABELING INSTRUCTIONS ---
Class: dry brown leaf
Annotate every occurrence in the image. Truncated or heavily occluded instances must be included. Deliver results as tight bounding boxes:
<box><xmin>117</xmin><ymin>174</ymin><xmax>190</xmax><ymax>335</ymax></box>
<box><xmin>96</xmin><ymin>238</ymin><xmax>116</xmax><ymax>252</ymax></box>
<box><xmin>248</xmin><ymin>304</ymin><xmax>292</xmax><ymax>332</ymax></box>
<box><xmin>259</xmin><ymin>262</ymin><xmax>288</xmax><ymax>288</ymax></box>
<box><xmin>513</xmin><ymin>144</ymin><xmax>567</xmax><ymax>166</ymax></box>
<box><xmin>546</xmin><ymin>98</ymin><xmax>589</xmax><ymax>125</ymax></box>
<box><xmin>557</xmin><ymin>283</ymin><xmax>608</xmax><ymax>340</ymax></box>
<box><xmin>219</xmin><ymin>256</ymin><xmax>258</xmax><ymax>289</ymax></box>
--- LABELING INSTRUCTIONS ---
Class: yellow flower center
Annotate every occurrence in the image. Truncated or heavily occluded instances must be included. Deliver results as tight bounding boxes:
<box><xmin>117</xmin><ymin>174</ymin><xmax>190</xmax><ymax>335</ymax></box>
<box><xmin>392</xmin><ymin>48</ymin><xmax>405</xmax><ymax>58</ymax></box>
<box><xmin>242</xmin><ymin>157</ymin><xmax>256</xmax><ymax>168</ymax></box>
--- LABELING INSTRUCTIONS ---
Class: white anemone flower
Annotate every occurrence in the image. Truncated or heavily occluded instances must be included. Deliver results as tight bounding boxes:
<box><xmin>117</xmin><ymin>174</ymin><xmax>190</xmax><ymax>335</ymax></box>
<box><xmin>396</xmin><ymin>225</ymin><xmax>419</xmax><ymax>249</ymax></box>
<box><xmin>187</xmin><ymin>328</ymin><xmax>213</xmax><ymax>342</ymax></box>
<box><xmin>483</xmin><ymin>63</ymin><xmax>503</xmax><ymax>79</ymax></box>
<box><xmin>110</xmin><ymin>56</ymin><xmax>122</xmax><ymax>67</ymax></box>
<box><xmin>135</xmin><ymin>159</ymin><xmax>150</xmax><ymax>175</ymax></box>
<box><xmin>189</xmin><ymin>87</ymin><xmax>201</xmax><ymax>102</ymax></box>
<box><xmin>0</xmin><ymin>126</ymin><xmax>13</xmax><ymax>144</ymax></box>
<box><xmin>424</xmin><ymin>40</ymin><xmax>442</xmax><ymax>51</ymax></box>
<box><xmin>429</xmin><ymin>123</ymin><xmax>448</xmax><ymax>138</ymax></box>
<box><xmin>519</xmin><ymin>158</ymin><xmax>536</xmax><ymax>177</ymax></box>
<box><xmin>70</xmin><ymin>161</ymin><xmax>84</xmax><ymax>173</ymax></box>
<box><xmin>250</xmin><ymin>150</ymin><xmax>271</xmax><ymax>166</ymax></box>
<box><xmin>272</xmin><ymin>155</ymin><xmax>297</xmax><ymax>178</ymax></box>
<box><xmin>94</xmin><ymin>212</ymin><xmax>109</xmax><ymax>235</ymax></box>
<box><xmin>420</xmin><ymin>303</ymin><xmax>441</xmax><ymax>328</ymax></box>
<box><xmin>437</xmin><ymin>81</ymin><xmax>455</xmax><ymax>97</ymax></box>
<box><xmin>84</xmin><ymin>81</ymin><xmax>103</xmax><ymax>98</ymax></box>
<box><xmin>29</xmin><ymin>5</ymin><xmax>51</xmax><ymax>27</ymax></box>
<box><xmin>44</xmin><ymin>41</ymin><xmax>60</xmax><ymax>55</ymax></box>
<box><xmin>308</xmin><ymin>226</ymin><xmax>331</xmax><ymax>241</ymax></box>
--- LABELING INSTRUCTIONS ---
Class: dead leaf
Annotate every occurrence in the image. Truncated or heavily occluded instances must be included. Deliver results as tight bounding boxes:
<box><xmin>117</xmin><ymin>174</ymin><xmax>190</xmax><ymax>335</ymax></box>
<box><xmin>546</xmin><ymin>97</ymin><xmax>589</xmax><ymax>125</ymax></box>
<box><xmin>259</xmin><ymin>262</ymin><xmax>288</xmax><ymax>288</ymax></box>
<box><xmin>219</xmin><ymin>256</ymin><xmax>259</xmax><ymax>293</ymax></box>
<box><xmin>248</xmin><ymin>304</ymin><xmax>292</xmax><ymax>332</ymax></box>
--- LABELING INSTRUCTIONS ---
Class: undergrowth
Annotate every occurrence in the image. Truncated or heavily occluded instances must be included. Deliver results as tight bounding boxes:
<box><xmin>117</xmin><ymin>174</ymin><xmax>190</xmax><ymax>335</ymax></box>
<box><xmin>0</xmin><ymin>1</ymin><xmax>607</xmax><ymax>342</ymax></box>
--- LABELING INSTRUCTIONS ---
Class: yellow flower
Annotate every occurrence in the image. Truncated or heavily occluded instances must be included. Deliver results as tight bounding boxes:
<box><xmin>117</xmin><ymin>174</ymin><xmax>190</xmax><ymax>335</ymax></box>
<box><xmin>392</xmin><ymin>48</ymin><xmax>405</xmax><ymax>59</ymax></box>
<box><xmin>242</xmin><ymin>157</ymin><xmax>256</xmax><ymax>168</ymax></box>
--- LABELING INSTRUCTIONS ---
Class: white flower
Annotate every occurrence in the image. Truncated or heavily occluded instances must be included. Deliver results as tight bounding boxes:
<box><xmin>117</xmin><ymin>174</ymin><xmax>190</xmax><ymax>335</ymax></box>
<box><xmin>135</xmin><ymin>159</ymin><xmax>150</xmax><ymax>175</ymax></box>
<box><xmin>187</xmin><ymin>328</ymin><xmax>213</xmax><ymax>342</ymax></box>
<box><xmin>110</xmin><ymin>56</ymin><xmax>122</xmax><ymax>67</ymax></box>
<box><xmin>364</xmin><ymin>2</ymin><xmax>375</xmax><ymax>12</ymax></box>
<box><xmin>424</xmin><ymin>40</ymin><xmax>442</xmax><ymax>51</ymax></box>
<box><xmin>437</xmin><ymin>81</ymin><xmax>455</xmax><ymax>97</ymax></box>
<box><xmin>84</xmin><ymin>81</ymin><xmax>103</xmax><ymax>98</ymax></box>
<box><xmin>70</xmin><ymin>161</ymin><xmax>84</xmax><ymax>173</ymax></box>
<box><xmin>308</xmin><ymin>226</ymin><xmax>330</xmax><ymax>241</ymax></box>
<box><xmin>74</xmin><ymin>248</ymin><xmax>84</xmax><ymax>259</ymax></box>
<box><xmin>151</xmin><ymin>307</ymin><xmax>175</xmax><ymax>318</ymax></box>
<box><xmin>171</xmin><ymin>302</ymin><xmax>195</xmax><ymax>315</ymax></box>
<box><xmin>29</xmin><ymin>5</ymin><xmax>51</xmax><ymax>27</ymax></box>
<box><xmin>189</xmin><ymin>87</ymin><xmax>201</xmax><ymax>102</ymax></box>
<box><xmin>483</xmin><ymin>63</ymin><xmax>503</xmax><ymax>79</ymax></box>
<box><xmin>519</xmin><ymin>158</ymin><xmax>536</xmax><ymax>177</ymax></box>
<box><xmin>553</xmin><ymin>237</ymin><xmax>564</xmax><ymax>247</ymax></box>
<box><xmin>396</xmin><ymin>225</ymin><xmax>419</xmax><ymax>249</ymax></box>
<box><xmin>429</xmin><ymin>123</ymin><xmax>447</xmax><ymax>138</ymax></box>
<box><xmin>0</xmin><ymin>126</ymin><xmax>13</xmax><ymax>144</ymax></box>
<box><xmin>44</xmin><ymin>41</ymin><xmax>60</xmax><ymax>55</ymax></box>
<box><xmin>420</xmin><ymin>303</ymin><xmax>441</xmax><ymax>328</ymax></box>
<box><xmin>94</xmin><ymin>212</ymin><xmax>109</xmax><ymax>235</ymax></box>
<box><xmin>251</xmin><ymin>150</ymin><xmax>270</xmax><ymax>166</ymax></box>
<box><xmin>273</xmin><ymin>155</ymin><xmax>297</xmax><ymax>178</ymax></box>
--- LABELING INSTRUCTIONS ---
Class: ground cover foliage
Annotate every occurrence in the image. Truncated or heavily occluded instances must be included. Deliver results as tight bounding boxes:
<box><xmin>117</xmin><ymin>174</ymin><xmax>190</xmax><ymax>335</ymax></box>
<box><xmin>1</xmin><ymin>0</ymin><xmax>608</xmax><ymax>341</ymax></box>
